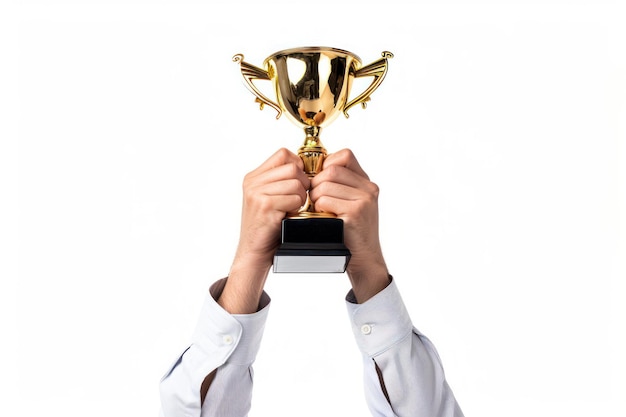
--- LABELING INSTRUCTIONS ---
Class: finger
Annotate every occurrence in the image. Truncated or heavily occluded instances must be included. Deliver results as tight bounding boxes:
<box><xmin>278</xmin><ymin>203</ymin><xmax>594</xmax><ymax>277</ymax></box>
<box><xmin>313</xmin><ymin>192</ymin><xmax>363</xmax><ymax>217</ymax></box>
<box><xmin>263</xmin><ymin>193</ymin><xmax>308</xmax><ymax>214</ymax></box>
<box><xmin>310</xmin><ymin>180</ymin><xmax>368</xmax><ymax>205</ymax></box>
<box><xmin>322</xmin><ymin>149</ymin><xmax>369</xmax><ymax>179</ymax></box>
<box><xmin>247</xmin><ymin>161</ymin><xmax>310</xmax><ymax>191</ymax></box>
<box><xmin>243</xmin><ymin>189</ymin><xmax>307</xmax><ymax>220</ymax></box>
<box><xmin>249</xmin><ymin>148</ymin><xmax>304</xmax><ymax>177</ymax></box>
<box><xmin>257</xmin><ymin>178</ymin><xmax>308</xmax><ymax>202</ymax></box>
<box><xmin>311</xmin><ymin>164</ymin><xmax>367</xmax><ymax>190</ymax></box>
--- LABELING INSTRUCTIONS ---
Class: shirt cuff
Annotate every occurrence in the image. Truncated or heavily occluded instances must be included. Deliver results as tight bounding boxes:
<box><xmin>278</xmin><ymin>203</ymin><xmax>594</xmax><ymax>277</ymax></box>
<box><xmin>191</xmin><ymin>278</ymin><xmax>271</xmax><ymax>367</ymax></box>
<box><xmin>345</xmin><ymin>278</ymin><xmax>413</xmax><ymax>358</ymax></box>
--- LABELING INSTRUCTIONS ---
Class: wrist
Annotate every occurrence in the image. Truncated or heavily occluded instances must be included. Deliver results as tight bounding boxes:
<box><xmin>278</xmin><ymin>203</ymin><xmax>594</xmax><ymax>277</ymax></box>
<box><xmin>231</xmin><ymin>250</ymin><xmax>273</xmax><ymax>275</ymax></box>
<box><xmin>346</xmin><ymin>254</ymin><xmax>390</xmax><ymax>303</ymax></box>
<box><xmin>218</xmin><ymin>257</ymin><xmax>272</xmax><ymax>315</ymax></box>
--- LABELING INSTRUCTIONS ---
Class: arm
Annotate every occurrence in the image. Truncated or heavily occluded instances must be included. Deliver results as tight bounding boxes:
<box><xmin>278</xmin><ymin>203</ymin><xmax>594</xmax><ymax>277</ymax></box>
<box><xmin>346</xmin><ymin>279</ymin><xmax>464</xmax><ymax>417</ymax></box>
<box><xmin>311</xmin><ymin>150</ymin><xmax>463</xmax><ymax>416</ymax></box>
<box><xmin>159</xmin><ymin>279</ymin><xmax>270</xmax><ymax>417</ymax></box>
<box><xmin>159</xmin><ymin>149</ymin><xmax>310</xmax><ymax>417</ymax></box>
<box><xmin>219</xmin><ymin>148</ymin><xmax>311</xmax><ymax>314</ymax></box>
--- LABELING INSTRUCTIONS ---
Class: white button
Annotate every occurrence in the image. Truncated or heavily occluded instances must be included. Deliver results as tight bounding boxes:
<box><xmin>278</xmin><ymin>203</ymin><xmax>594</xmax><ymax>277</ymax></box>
<box><xmin>223</xmin><ymin>335</ymin><xmax>234</xmax><ymax>345</ymax></box>
<box><xmin>361</xmin><ymin>324</ymin><xmax>372</xmax><ymax>335</ymax></box>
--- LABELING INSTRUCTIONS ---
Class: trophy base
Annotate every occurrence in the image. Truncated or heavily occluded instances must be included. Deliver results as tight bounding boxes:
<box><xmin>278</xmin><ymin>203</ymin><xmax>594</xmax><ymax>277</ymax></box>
<box><xmin>273</xmin><ymin>218</ymin><xmax>351</xmax><ymax>273</ymax></box>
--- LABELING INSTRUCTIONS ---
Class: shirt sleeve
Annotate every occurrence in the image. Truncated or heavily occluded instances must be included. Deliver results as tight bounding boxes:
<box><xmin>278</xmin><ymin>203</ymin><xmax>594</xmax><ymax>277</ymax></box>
<box><xmin>345</xmin><ymin>279</ymin><xmax>464</xmax><ymax>417</ymax></box>
<box><xmin>159</xmin><ymin>278</ymin><xmax>270</xmax><ymax>417</ymax></box>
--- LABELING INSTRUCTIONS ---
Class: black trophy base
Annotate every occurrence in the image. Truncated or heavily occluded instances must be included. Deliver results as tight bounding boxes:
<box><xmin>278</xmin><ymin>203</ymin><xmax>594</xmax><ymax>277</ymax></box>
<box><xmin>273</xmin><ymin>218</ymin><xmax>351</xmax><ymax>273</ymax></box>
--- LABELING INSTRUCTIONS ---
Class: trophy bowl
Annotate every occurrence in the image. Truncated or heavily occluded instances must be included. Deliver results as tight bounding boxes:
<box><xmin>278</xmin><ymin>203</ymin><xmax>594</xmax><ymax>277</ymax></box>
<box><xmin>264</xmin><ymin>47</ymin><xmax>362</xmax><ymax>130</ymax></box>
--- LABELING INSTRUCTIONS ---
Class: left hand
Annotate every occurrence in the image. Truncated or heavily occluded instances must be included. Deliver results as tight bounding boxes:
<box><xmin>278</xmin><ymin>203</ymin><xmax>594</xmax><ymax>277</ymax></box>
<box><xmin>310</xmin><ymin>149</ymin><xmax>390</xmax><ymax>302</ymax></box>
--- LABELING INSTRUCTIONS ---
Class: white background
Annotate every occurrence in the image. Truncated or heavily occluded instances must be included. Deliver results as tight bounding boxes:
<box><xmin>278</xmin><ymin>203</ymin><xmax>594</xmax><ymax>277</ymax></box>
<box><xmin>2</xmin><ymin>0</ymin><xmax>625</xmax><ymax>416</ymax></box>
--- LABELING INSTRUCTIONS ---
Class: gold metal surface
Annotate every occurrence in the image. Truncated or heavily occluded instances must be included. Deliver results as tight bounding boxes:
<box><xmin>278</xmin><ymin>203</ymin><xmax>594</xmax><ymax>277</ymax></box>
<box><xmin>234</xmin><ymin>47</ymin><xmax>392</xmax><ymax>218</ymax></box>
<box><xmin>232</xmin><ymin>54</ymin><xmax>282</xmax><ymax>118</ymax></box>
<box><xmin>344</xmin><ymin>51</ymin><xmax>394</xmax><ymax>117</ymax></box>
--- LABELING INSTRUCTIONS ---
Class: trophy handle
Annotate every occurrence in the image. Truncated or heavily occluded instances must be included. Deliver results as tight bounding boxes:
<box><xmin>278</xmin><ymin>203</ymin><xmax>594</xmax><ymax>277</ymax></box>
<box><xmin>233</xmin><ymin>54</ymin><xmax>282</xmax><ymax>119</ymax></box>
<box><xmin>343</xmin><ymin>51</ymin><xmax>394</xmax><ymax>118</ymax></box>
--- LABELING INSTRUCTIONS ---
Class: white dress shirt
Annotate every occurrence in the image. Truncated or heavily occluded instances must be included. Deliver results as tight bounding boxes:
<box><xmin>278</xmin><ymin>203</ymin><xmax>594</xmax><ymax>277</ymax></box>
<box><xmin>159</xmin><ymin>278</ymin><xmax>464</xmax><ymax>417</ymax></box>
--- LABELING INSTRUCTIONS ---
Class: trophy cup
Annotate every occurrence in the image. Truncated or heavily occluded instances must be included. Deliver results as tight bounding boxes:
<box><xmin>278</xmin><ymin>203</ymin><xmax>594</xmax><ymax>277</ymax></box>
<box><xmin>233</xmin><ymin>47</ymin><xmax>392</xmax><ymax>273</ymax></box>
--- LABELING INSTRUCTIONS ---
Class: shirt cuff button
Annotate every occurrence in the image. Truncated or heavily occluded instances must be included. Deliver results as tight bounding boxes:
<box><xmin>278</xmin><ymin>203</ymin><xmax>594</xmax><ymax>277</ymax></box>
<box><xmin>223</xmin><ymin>335</ymin><xmax>234</xmax><ymax>345</ymax></box>
<box><xmin>360</xmin><ymin>324</ymin><xmax>372</xmax><ymax>335</ymax></box>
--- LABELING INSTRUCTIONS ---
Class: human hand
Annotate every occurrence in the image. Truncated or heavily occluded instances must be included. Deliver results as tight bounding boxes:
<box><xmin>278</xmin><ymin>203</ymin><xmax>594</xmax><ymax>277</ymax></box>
<box><xmin>310</xmin><ymin>149</ymin><xmax>390</xmax><ymax>303</ymax></box>
<box><xmin>219</xmin><ymin>148</ymin><xmax>310</xmax><ymax>313</ymax></box>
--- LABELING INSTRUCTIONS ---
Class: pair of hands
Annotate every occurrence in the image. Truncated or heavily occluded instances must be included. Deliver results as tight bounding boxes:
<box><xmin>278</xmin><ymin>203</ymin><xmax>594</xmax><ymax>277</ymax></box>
<box><xmin>218</xmin><ymin>148</ymin><xmax>390</xmax><ymax>314</ymax></box>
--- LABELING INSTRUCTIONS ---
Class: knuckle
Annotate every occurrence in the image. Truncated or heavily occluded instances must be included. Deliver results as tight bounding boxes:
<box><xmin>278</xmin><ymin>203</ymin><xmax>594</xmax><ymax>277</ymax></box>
<box><xmin>314</xmin><ymin>180</ymin><xmax>330</xmax><ymax>195</ymax></box>
<box><xmin>335</xmin><ymin>148</ymin><xmax>354</xmax><ymax>162</ymax></box>
<box><xmin>287</xmin><ymin>162</ymin><xmax>301</xmax><ymax>177</ymax></box>
<box><xmin>369</xmin><ymin>181</ymin><xmax>380</xmax><ymax>198</ymax></box>
<box><xmin>324</xmin><ymin>164</ymin><xmax>341</xmax><ymax>177</ymax></box>
<box><xmin>271</xmin><ymin>147</ymin><xmax>291</xmax><ymax>164</ymax></box>
<box><xmin>257</xmin><ymin>197</ymin><xmax>273</xmax><ymax>213</ymax></box>
<box><xmin>288</xmin><ymin>178</ymin><xmax>303</xmax><ymax>192</ymax></box>
<box><xmin>276</xmin><ymin>147</ymin><xmax>291</xmax><ymax>158</ymax></box>
<box><xmin>243</xmin><ymin>187</ymin><xmax>258</xmax><ymax>204</ymax></box>
<box><xmin>314</xmin><ymin>195</ymin><xmax>327</xmax><ymax>208</ymax></box>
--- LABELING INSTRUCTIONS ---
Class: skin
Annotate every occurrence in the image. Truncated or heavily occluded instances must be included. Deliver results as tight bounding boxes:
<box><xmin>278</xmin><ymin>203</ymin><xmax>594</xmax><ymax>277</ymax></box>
<box><xmin>217</xmin><ymin>148</ymin><xmax>391</xmax><ymax>314</ymax></box>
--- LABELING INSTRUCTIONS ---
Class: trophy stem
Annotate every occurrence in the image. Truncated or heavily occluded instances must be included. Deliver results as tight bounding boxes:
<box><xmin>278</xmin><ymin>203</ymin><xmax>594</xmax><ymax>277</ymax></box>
<box><xmin>287</xmin><ymin>126</ymin><xmax>336</xmax><ymax>219</ymax></box>
<box><xmin>299</xmin><ymin>126</ymin><xmax>325</xmax><ymax>177</ymax></box>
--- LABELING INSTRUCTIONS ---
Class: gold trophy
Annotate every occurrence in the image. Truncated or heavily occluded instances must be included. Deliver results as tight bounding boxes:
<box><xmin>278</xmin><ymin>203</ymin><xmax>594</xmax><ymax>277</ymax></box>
<box><xmin>233</xmin><ymin>47</ymin><xmax>392</xmax><ymax>273</ymax></box>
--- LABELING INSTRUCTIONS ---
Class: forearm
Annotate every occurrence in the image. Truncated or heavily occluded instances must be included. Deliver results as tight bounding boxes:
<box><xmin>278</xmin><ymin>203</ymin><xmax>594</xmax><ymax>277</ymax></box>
<box><xmin>346</xmin><ymin>251</ymin><xmax>390</xmax><ymax>303</ymax></box>
<box><xmin>219</xmin><ymin>257</ymin><xmax>271</xmax><ymax>314</ymax></box>
<box><xmin>346</xmin><ymin>279</ymin><xmax>463</xmax><ymax>417</ymax></box>
<box><xmin>365</xmin><ymin>330</ymin><xmax>463</xmax><ymax>417</ymax></box>
<box><xmin>160</xmin><ymin>279</ymin><xmax>270</xmax><ymax>417</ymax></box>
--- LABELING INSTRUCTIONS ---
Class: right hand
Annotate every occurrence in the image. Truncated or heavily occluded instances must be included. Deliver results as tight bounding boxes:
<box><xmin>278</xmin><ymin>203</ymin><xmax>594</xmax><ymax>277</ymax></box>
<box><xmin>219</xmin><ymin>148</ymin><xmax>310</xmax><ymax>313</ymax></box>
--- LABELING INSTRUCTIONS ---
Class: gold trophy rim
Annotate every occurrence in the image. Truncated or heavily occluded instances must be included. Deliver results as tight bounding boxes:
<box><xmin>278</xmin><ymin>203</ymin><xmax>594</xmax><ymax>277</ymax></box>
<box><xmin>263</xmin><ymin>46</ymin><xmax>362</xmax><ymax>67</ymax></box>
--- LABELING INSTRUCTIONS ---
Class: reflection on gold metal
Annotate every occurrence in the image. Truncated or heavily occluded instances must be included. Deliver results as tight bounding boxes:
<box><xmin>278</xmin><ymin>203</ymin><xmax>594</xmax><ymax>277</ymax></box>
<box><xmin>234</xmin><ymin>47</ymin><xmax>392</xmax><ymax>218</ymax></box>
